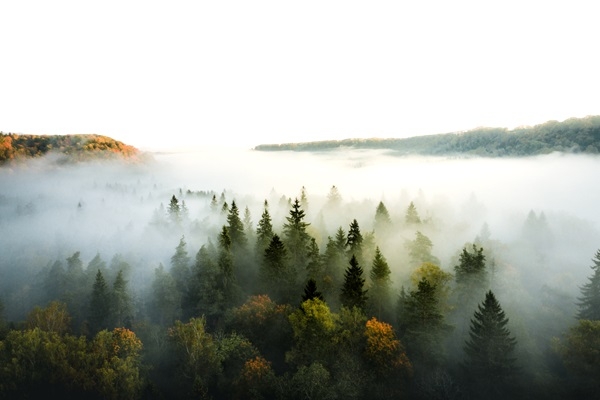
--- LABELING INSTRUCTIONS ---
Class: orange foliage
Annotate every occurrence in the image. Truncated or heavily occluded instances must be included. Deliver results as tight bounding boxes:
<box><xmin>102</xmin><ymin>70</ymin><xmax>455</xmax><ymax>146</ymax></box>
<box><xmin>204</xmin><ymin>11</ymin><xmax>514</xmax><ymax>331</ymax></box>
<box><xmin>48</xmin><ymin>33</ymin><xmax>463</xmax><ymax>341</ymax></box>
<box><xmin>240</xmin><ymin>356</ymin><xmax>273</xmax><ymax>385</ymax></box>
<box><xmin>364</xmin><ymin>317</ymin><xmax>412</xmax><ymax>377</ymax></box>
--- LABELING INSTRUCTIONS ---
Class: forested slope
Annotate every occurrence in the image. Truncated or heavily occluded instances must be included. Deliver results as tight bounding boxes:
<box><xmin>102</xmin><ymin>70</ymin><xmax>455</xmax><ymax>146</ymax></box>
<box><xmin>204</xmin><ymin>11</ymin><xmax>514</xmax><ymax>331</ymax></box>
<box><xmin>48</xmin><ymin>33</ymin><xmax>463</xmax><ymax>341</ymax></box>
<box><xmin>0</xmin><ymin>133</ymin><xmax>142</xmax><ymax>164</ymax></box>
<box><xmin>255</xmin><ymin>115</ymin><xmax>600</xmax><ymax>156</ymax></box>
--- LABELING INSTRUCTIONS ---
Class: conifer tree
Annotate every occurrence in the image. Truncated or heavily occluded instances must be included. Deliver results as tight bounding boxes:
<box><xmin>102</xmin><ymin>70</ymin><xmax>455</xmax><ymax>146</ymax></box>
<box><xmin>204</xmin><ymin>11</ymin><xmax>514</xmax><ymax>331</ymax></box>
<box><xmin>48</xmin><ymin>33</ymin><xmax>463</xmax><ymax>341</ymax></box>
<box><xmin>369</xmin><ymin>247</ymin><xmax>392</xmax><ymax>320</ymax></box>
<box><xmin>305</xmin><ymin>237</ymin><xmax>321</xmax><ymax>281</ymax></box>
<box><xmin>405</xmin><ymin>201</ymin><xmax>421</xmax><ymax>224</ymax></box>
<box><xmin>577</xmin><ymin>249</ymin><xmax>600</xmax><ymax>320</ymax></box>
<box><xmin>256</xmin><ymin>200</ymin><xmax>274</xmax><ymax>257</ymax></box>
<box><xmin>150</xmin><ymin>263</ymin><xmax>181</xmax><ymax>326</ymax></box>
<box><xmin>89</xmin><ymin>269</ymin><xmax>111</xmax><ymax>333</ymax></box>
<box><xmin>346</xmin><ymin>219</ymin><xmax>363</xmax><ymax>261</ymax></box>
<box><xmin>227</xmin><ymin>200</ymin><xmax>247</xmax><ymax>249</ymax></box>
<box><xmin>261</xmin><ymin>234</ymin><xmax>294</xmax><ymax>304</ymax></box>
<box><xmin>218</xmin><ymin>225</ymin><xmax>239</xmax><ymax>307</ymax></box>
<box><xmin>168</xmin><ymin>195</ymin><xmax>181</xmax><ymax>224</ymax></box>
<box><xmin>374</xmin><ymin>201</ymin><xmax>392</xmax><ymax>233</ymax></box>
<box><xmin>407</xmin><ymin>231</ymin><xmax>440</xmax><ymax>267</ymax></box>
<box><xmin>170</xmin><ymin>235</ymin><xmax>191</xmax><ymax>294</ymax></box>
<box><xmin>464</xmin><ymin>290</ymin><xmax>517</xmax><ymax>385</ymax></box>
<box><xmin>283</xmin><ymin>198</ymin><xmax>311</xmax><ymax>274</ymax></box>
<box><xmin>340</xmin><ymin>255</ymin><xmax>368</xmax><ymax>310</ymax></box>
<box><xmin>300</xmin><ymin>186</ymin><xmax>309</xmax><ymax>212</ymax></box>
<box><xmin>302</xmin><ymin>278</ymin><xmax>324</xmax><ymax>302</ymax></box>
<box><xmin>454</xmin><ymin>244</ymin><xmax>486</xmax><ymax>287</ymax></box>
<box><xmin>210</xmin><ymin>194</ymin><xmax>218</xmax><ymax>212</ymax></box>
<box><xmin>112</xmin><ymin>269</ymin><xmax>133</xmax><ymax>328</ymax></box>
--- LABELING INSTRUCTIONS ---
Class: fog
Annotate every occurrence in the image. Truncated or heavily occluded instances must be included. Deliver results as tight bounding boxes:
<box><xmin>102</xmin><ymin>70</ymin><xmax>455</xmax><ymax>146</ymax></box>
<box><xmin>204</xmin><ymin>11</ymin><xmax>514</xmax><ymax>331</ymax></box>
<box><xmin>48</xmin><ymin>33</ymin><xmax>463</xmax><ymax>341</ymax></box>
<box><xmin>1</xmin><ymin>147</ymin><xmax>599</xmax><ymax>397</ymax></box>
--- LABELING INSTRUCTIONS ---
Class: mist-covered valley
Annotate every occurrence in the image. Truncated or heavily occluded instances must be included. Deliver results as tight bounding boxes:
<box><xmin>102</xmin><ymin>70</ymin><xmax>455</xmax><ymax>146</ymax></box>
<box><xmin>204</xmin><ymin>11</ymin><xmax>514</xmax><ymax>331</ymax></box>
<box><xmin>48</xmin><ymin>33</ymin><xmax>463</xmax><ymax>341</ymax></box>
<box><xmin>1</xmin><ymin>147</ymin><xmax>600</xmax><ymax>399</ymax></box>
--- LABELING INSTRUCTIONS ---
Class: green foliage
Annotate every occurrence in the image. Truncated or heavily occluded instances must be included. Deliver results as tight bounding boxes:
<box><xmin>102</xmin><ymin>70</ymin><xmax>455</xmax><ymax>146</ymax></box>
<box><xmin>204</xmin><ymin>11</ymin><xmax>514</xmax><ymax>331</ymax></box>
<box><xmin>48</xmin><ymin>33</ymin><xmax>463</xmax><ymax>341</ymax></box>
<box><xmin>283</xmin><ymin>198</ymin><xmax>311</xmax><ymax>274</ymax></box>
<box><xmin>369</xmin><ymin>247</ymin><xmax>392</xmax><ymax>321</ymax></box>
<box><xmin>577</xmin><ymin>249</ymin><xmax>600</xmax><ymax>320</ymax></box>
<box><xmin>255</xmin><ymin>201</ymin><xmax>274</xmax><ymax>257</ymax></box>
<box><xmin>464</xmin><ymin>291</ymin><xmax>517</xmax><ymax>384</ymax></box>
<box><xmin>90</xmin><ymin>269</ymin><xmax>111</xmax><ymax>334</ymax></box>
<box><xmin>374</xmin><ymin>201</ymin><xmax>392</xmax><ymax>233</ymax></box>
<box><xmin>405</xmin><ymin>201</ymin><xmax>422</xmax><ymax>224</ymax></box>
<box><xmin>340</xmin><ymin>255</ymin><xmax>368</xmax><ymax>311</ymax></box>
<box><xmin>407</xmin><ymin>231</ymin><xmax>440</xmax><ymax>267</ymax></box>
<box><xmin>346</xmin><ymin>219</ymin><xmax>364</xmax><ymax>263</ymax></box>
<box><xmin>227</xmin><ymin>200</ymin><xmax>248</xmax><ymax>249</ymax></box>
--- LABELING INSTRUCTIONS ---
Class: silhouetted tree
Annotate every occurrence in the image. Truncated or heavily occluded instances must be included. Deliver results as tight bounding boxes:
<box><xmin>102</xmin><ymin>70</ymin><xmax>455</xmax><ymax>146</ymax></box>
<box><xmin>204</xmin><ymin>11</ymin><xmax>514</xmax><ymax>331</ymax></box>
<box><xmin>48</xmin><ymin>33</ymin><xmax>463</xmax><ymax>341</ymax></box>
<box><xmin>340</xmin><ymin>255</ymin><xmax>368</xmax><ymax>310</ymax></box>
<box><xmin>256</xmin><ymin>200</ymin><xmax>274</xmax><ymax>258</ymax></box>
<box><xmin>577</xmin><ymin>249</ymin><xmax>600</xmax><ymax>320</ymax></box>
<box><xmin>346</xmin><ymin>219</ymin><xmax>363</xmax><ymax>263</ymax></box>
<box><xmin>302</xmin><ymin>278</ymin><xmax>324</xmax><ymax>302</ymax></box>
<box><xmin>227</xmin><ymin>200</ymin><xmax>248</xmax><ymax>249</ymax></box>
<box><xmin>89</xmin><ymin>269</ymin><xmax>111</xmax><ymax>334</ymax></box>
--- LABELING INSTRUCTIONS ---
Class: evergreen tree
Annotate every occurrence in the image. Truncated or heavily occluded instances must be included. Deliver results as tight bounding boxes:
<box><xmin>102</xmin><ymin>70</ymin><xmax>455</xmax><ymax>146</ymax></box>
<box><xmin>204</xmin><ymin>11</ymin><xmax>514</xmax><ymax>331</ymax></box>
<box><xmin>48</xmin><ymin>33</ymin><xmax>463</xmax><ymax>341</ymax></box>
<box><xmin>170</xmin><ymin>235</ymin><xmax>191</xmax><ymax>295</ymax></box>
<box><xmin>340</xmin><ymin>255</ymin><xmax>368</xmax><ymax>310</ymax></box>
<box><xmin>464</xmin><ymin>290</ymin><xmax>517</xmax><ymax>389</ymax></box>
<box><xmin>168</xmin><ymin>195</ymin><xmax>181</xmax><ymax>224</ymax></box>
<box><xmin>261</xmin><ymin>234</ymin><xmax>294</xmax><ymax>304</ymax></box>
<box><xmin>150</xmin><ymin>263</ymin><xmax>181</xmax><ymax>326</ymax></box>
<box><xmin>454</xmin><ymin>244</ymin><xmax>486</xmax><ymax>287</ymax></box>
<box><xmin>399</xmin><ymin>278</ymin><xmax>449</xmax><ymax>371</ymax></box>
<box><xmin>243</xmin><ymin>206</ymin><xmax>254</xmax><ymax>241</ymax></box>
<box><xmin>405</xmin><ymin>201</ymin><xmax>421</xmax><ymax>224</ymax></box>
<box><xmin>227</xmin><ymin>200</ymin><xmax>247</xmax><ymax>249</ymax></box>
<box><xmin>218</xmin><ymin>225</ymin><xmax>240</xmax><ymax>308</ymax></box>
<box><xmin>305</xmin><ymin>237</ymin><xmax>321</xmax><ymax>281</ymax></box>
<box><xmin>325</xmin><ymin>185</ymin><xmax>342</xmax><ymax>209</ymax></box>
<box><xmin>346</xmin><ymin>219</ymin><xmax>363</xmax><ymax>262</ymax></box>
<box><xmin>302</xmin><ymin>278</ymin><xmax>324</xmax><ymax>302</ymax></box>
<box><xmin>300</xmin><ymin>186</ymin><xmax>309</xmax><ymax>212</ymax></box>
<box><xmin>256</xmin><ymin>200</ymin><xmax>274</xmax><ymax>258</ymax></box>
<box><xmin>407</xmin><ymin>231</ymin><xmax>440</xmax><ymax>267</ymax></box>
<box><xmin>89</xmin><ymin>269</ymin><xmax>111</xmax><ymax>333</ymax></box>
<box><xmin>374</xmin><ymin>201</ymin><xmax>392</xmax><ymax>233</ymax></box>
<box><xmin>369</xmin><ymin>247</ymin><xmax>392</xmax><ymax>320</ymax></box>
<box><xmin>210</xmin><ymin>194</ymin><xmax>218</xmax><ymax>212</ymax></box>
<box><xmin>191</xmin><ymin>244</ymin><xmax>223</xmax><ymax>325</ymax></box>
<box><xmin>112</xmin><ymin>269</ymin><xmax>133</xmax><ymax>328</ymax></box>
<box><xmin>283</xmin><ymin>198</ymin><xmax>311</xmax><ymax>274</ymax></box>
<box><xmin>577</xmin><ymin>249</ymin><xmax>600</xmax><ymax>320</ymax></box>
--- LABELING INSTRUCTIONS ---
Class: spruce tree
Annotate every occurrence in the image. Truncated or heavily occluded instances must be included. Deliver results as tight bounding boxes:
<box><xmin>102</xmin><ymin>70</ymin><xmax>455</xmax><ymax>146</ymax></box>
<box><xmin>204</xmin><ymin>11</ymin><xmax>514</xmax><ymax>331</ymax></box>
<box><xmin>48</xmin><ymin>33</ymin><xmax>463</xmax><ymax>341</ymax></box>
<box><xmin>170</xmin><ymin>235</ymin><xmax>191</xmax><ymax>294</ymax></box>
<box><xmin>405</xmin><ymin>201</ymin><xmax>421</xmax><ymax>224</ymax></box>
<box><xmin>168</xmin><ymin>195</ymin><xmax>181</xmax><ymax>224</ymax></box>
<box><xmin>255</xmin><ymin>200</ymin><xmax>274</xmax><ymax>257</ymax></box>
<box><xmin>346</xmin><ymin>219</ymin><xmax>363</xmax><ymax>262</ymax></box>
<box><xmin>374</xmin><ymin>201</ymin><xmax>392</xmax><ymax>233</ymax></box>
<box><xmin>227</xmin><ymin>200</ymin><xmax>247</xmax><ymax>249</ymax></box>
<box><xmin>369</xmin><ymin>247</ymin><xmax>392</xmax><ymax>320</ymax></box>
<box><xmin>464</xmin><ymin>290</ymin><xmax>517</xmax><ymax>383</ymax></box>
<box><xmin>340</xmin><ymin>255</ymin><xmax>368</xmax><ymax>310</ymax></box>
<box><xmin>577</xmin><ymin>249</ymin><xmax>600</xmax><ymax>320</ymax></box>
<box><xmin>283</xmin><ymin>198</ymin><xmax>310</xmax><ymax>274</ymax></box>
<box><xmin>302</xmin><ymin>278</ymin><xmax>324</xmax><ymax>302</ymax></box>
<box><xmin>89</xmin><ymin>269</ymin><xmax>111</xmax><ymax>333</ymax></box>
<box><xmin>112</xmin><ymin>269</ymin><xmax>133</xmax><ymax>327</ymax></box>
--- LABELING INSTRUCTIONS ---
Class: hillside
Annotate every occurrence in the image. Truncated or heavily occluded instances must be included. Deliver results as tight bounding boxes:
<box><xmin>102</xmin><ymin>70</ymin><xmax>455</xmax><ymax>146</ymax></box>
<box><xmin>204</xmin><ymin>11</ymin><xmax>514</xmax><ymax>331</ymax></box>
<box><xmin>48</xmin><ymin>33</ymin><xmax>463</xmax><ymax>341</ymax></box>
<box><xmin>0</xmin><ymin>133</ymin><xmax>143</xmax><ymax>164</ymax></box>
<box><xmin>255</xmin><ymin>115</ymin><xmax>600</xmax><ymax>157</ymax></box>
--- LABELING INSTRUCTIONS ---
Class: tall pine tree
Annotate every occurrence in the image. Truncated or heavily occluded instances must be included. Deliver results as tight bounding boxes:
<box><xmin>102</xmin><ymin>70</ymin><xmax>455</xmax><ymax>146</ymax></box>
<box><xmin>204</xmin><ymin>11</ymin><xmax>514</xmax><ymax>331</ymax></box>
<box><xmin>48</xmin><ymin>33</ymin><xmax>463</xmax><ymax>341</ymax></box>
<box><xmin>577</xmin><ymin>249</ymin><xmax>600</xmax><ymax>320</ymax></box>
<box><xmin>340</xmin><ymin>255</ymin><xmax>368</xmax><ymax>310</ymax></box>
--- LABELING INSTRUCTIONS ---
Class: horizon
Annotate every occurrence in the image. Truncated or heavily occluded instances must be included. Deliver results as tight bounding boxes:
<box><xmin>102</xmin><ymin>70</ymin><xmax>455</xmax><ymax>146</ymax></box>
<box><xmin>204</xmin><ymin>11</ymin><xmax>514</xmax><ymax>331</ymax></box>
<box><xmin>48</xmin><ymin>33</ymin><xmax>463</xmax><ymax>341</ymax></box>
<box><xmin>2</xmin><ymin>1</ymin><xmax>598</xmax><ymax>151</ymax></box>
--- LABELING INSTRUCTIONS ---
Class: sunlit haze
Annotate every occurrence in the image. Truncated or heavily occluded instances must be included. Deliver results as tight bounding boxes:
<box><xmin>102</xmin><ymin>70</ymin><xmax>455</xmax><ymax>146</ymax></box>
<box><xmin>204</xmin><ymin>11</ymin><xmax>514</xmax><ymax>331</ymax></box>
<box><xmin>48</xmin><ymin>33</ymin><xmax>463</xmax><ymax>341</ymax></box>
<box><xmin>2</xmin><ymin>1</ymin><xmax>598</xmax><ymax>150</ymax></box>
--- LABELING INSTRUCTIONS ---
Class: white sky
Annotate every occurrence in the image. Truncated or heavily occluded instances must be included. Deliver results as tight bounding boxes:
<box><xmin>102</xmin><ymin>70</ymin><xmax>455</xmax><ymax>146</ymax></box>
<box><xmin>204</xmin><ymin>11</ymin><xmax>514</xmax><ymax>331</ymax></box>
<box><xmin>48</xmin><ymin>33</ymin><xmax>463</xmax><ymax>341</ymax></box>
<box><xmin>1</xmin><ymin>0</ymin><xmax>599</xmax><ymax>151</ymax></box>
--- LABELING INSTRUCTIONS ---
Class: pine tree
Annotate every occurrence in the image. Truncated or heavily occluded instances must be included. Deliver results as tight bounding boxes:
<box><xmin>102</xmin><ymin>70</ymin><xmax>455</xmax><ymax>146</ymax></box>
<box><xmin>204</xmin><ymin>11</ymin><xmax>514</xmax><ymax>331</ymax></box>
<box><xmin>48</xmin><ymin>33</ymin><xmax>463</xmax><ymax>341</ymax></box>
<box><xmin>346</xmin><ymin>219</ymin><xmax>363</xmax><ymax>263</ymax></box>
<box><xmin>261</xmin><ymin>234</ymin><xmax>294</xmax><ymax>304</ymax></box>
<box><xmin>283</xmin><ymin>198</ymin><xmax>311</xmax><ymax>274</ymax></box>
<box><xmin>302</xmin><ymin>278</ymin><xmax>324</xmax><ymax>302</ymax></box>
<box><xmin>300</xmin><ymin>186</ymin><xmax>309</xmax><ymax>212</ymax></box>
<box><xmin>454</xmin><ymin>244</ymin><xmax>486</xmax><ymax>287</ymax></box>
<box><xmin>210</xmin><ymin>194</ymin><xmax>218</xmax><ymax>212</ymax></box>
<box><xmin>89</xmin><ymin>269</ymin><xmax>111</xmax><ymax>333</ymax></box>
<box><xmin>112</xmin><ymin>270</ymin><xmax>133</xmax><ymax>328</ymax></box>
<box><xmin>405</xmin><ymin>201</ymin><xmax>421</xmax><ymax>224</ymax></box>
<box><xmin>340</xmin><ymin>255</ymin><xmax>368</xmax><ymax>310</ymax></box>
<box><xmin>218</xmin><ymin>225</ymin><xmax>239</xmax><ymax>307</ymax></box>
<box><xmin>464</xmin><ymin>290</ymin><xmax>517</xmax><ymax>383</ymax></box>
<box><xmin>374</xmin><ymin>201</ymin><xmax>392</xmax><ymax>233</ymax></box>
<box><xmin>227</xmin><ymin>200</ymin><xmax>247</xmax><ymax>249</ymax></box>
<box><xmin>168</xmin><ymin>195</ymin><xmax>181</xmax><ymax>224</ymax></box>
<box><xmin>305</xmin><ymin>237</ymin><xmax>321</xmax><ymax>281</ymax></box>
<box><xmin>577</xmin><ymin>249</ymin><xmax>600</xmax><ymax>320</ymax></box>
<box><xmin>170</xmin><ymin>235</ymin><xmax>191</xmax><ymax>294</ymax></box>
<box><xmin>256</xmin><ymin>200</ymin><xmax>274</xmax><ymax>257</ymax></box>
<box><xmin>369</xmin><ymin>247</ymin><xmax>392</xmax><ymax>320</ymax></box>
<box><xmin>407</xmin><ymin>231</ymin><xmax>440</xmax><ymax>266</ymax></box>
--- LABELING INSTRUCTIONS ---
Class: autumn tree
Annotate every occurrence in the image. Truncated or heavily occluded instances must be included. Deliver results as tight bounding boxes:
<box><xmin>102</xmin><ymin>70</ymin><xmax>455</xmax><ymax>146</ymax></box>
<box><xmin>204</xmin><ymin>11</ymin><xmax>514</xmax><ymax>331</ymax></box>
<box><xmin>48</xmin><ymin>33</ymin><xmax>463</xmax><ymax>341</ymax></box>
<box><xmin>577</xmin><ymin>249</ymin><xmax>600</xmax><ymax>320</ymax></box>
<box><xmin>26</xmin><ymin>301</ymin><xmax>71</xmax><ymax>334</ymax></box>
<box><xmin>340</xmin><ymin>255</ymin><xmax>368</xmax><ymax>311</ymax></box>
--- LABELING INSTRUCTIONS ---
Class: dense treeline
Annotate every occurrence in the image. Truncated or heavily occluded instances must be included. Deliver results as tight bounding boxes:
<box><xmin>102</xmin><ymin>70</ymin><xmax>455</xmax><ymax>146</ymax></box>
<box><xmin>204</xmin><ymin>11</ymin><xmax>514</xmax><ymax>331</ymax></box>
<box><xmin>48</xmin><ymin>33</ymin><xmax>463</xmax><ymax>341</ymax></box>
<box><xmin>255</xmin><ymin>115</ymin><xmax>600</xmax><ymax>157</ymax></box>
<box><xmin>0</xmin><ymin>133</ymin><xmax>142</xmax><ymax>164</ymax></box>
<box><xmin>0</xmin><ymin>185</ymin><xmax>599</xmax><ymax>399</ymax></box>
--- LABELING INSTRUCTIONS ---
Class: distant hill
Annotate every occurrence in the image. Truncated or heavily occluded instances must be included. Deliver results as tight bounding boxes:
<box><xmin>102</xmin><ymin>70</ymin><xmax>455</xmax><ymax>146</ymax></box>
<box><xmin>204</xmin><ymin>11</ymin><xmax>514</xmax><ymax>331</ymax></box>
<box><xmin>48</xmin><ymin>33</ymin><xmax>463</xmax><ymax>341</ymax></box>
<box><xmin>0</xmin><ymin>133</ymin><xmax>144</xmax><ymax>164</ymax></box>
<box><xmin>255</xmin><ymin>115</ymin><xmax>600</xmax><ymax>157</ymax></box>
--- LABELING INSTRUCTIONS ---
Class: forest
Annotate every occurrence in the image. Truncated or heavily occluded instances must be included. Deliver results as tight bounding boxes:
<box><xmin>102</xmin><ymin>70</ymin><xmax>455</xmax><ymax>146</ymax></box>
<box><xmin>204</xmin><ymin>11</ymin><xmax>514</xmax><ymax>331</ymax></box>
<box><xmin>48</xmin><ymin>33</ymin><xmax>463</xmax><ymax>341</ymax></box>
<box><xmin>0</xmin><ymin>146</ymin><xmax>600</xmax><ymax>399</ymax></box>
<box><xmin>255</xmin><ymin>115</ymin><xmax>600</xmax><ymax>157</ymax></box>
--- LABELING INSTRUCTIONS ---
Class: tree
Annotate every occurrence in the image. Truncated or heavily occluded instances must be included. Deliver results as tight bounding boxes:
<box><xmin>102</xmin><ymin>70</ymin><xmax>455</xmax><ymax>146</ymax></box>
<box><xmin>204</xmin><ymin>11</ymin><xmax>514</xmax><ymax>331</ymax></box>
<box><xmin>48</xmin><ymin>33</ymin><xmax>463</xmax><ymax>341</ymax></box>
<box><xmin>305</xmin><ymin>237</ymin><xmax>322</xmax><ymax>282</ymax></box>
<box><xmin>398</xmin><ymin>278</ymin><xmax>449</xmax><ymax>371</ymax></box>
<box><xmin>410</xmin><ymin>263</ymin><xmax>452</xmax><ymax>312</ymax></box>
<box><xmin>243</xmin><ymin>205</ymin><xmax>254</xmax><ymax>241</ymax></box>
<box><xmin>346</xmin><ymin>219</ymin><xmax>363</xmax><ymax>263</ymax></box>
<box><xmin>218</xmin><ymin>225</ymin><xmax>240</xmax><ymax>308</ymax></box>
<box><xmin>170</xmin><ymin>235</ymin><xmax>191</xmax><ymax>295</ymax></box>
<box><xmin>340</xmin><ymin>255</ymin><xmax>368</xmax><ymax>311</ymax></box>
<box><xmin>112</xmin><ymin>270</ymin><xmax>133</xmax><ymax>328</ymax></box>
<box><xmin>261</xmin><ymin>234</ymin><xmax>295</xmax><ymax>304</ymax></box>
<box><xmin>168</xmin><ymin>194</ymin><xmax>181</xmax><ymax>224</ymax></box>
<box><xmin>325</xmin><ymin>185</ymin><xmax>342</xmax><ymax>209</ymax></box>
<box><xmin>255</xmin><ymin>200</ymin><xmax>274</xmax><ymax>258</ymax></box>
<box><xmin>227</xmin><ymin>200</ymin><xmax>248</xmax><ymax>249</ymax></box>
<box><xmin>407</xmin><ymin>231</ymin><xmax>440</xmax><ymax>267</ymax></box>
<box><xmin>89</xmin><ymin>269</ymin><xmax>111</xmax><ymax>334</ymax></box>
<box><xmin>464</xmin><ymin>290</ymin><xmax>517</xmax><ymax>387</ymax></box>
<box><xmin>300</xmin><ymin>186</ymin><xmax>309</xmax><ymax>212</ymax></box>
<box><xmin>577</xmin><ymin>249</ymin><xmax>600</xmax><ymax>320</ymax></box>
<box><xmin>453</xmin><ymin>244</ymin><xmax>487</xmax><ymax>312</ymax></box>
<box><xmin>374</xmin><ymin>201</ymin><xmax>392</xmax><ymax>233</ymax></box>
<box><xmin>405</xmin><ymin>201</ymin><xmax>421</xmax><ymax>224</ymax></box>
<box><xmin>283</xmin><ymin>198</ymin><xmax>311</xmax><ymax>274</ymax></box>
<box><xmin>26</xmin><ymin>301</ymin><xmax>71</xmax><ymax>334</ymax></box>
<box><xmin>302</xmin><ymin>278</ymin><xmax>324</xmax><ymax>302</ymax></box>
<box><xmin>369</xmin><ymin>247</ymin><xmax>392</xmax><ymax>321</ymax></box>
<box><xmin>150</xmin><ymin>264</ymin><xmax>181</xmax><ymax>326</ymax></box>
